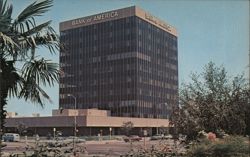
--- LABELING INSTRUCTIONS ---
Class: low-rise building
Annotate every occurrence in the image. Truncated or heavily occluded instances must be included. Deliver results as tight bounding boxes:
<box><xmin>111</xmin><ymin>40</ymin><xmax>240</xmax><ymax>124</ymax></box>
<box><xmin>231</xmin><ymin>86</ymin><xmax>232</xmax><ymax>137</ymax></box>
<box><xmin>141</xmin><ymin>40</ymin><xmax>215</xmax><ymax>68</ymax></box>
<box><xmin>5</xmin><ymin>108</ymin><xmax>169</xmax><ymax>136</ymax></box>
<box><xmin>6</xmin><ymin>112</ymin><xmax>18</xmax><ymax>118</ymax></box>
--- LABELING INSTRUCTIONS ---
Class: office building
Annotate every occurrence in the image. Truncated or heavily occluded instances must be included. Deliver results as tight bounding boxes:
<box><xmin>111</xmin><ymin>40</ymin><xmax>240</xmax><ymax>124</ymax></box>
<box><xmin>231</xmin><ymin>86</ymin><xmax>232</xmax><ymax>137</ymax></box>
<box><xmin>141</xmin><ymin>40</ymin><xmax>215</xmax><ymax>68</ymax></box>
<box><xmin>59</xmin><ymin>6</ymin><xmax>178</xmax><ymax>119</ymax></box>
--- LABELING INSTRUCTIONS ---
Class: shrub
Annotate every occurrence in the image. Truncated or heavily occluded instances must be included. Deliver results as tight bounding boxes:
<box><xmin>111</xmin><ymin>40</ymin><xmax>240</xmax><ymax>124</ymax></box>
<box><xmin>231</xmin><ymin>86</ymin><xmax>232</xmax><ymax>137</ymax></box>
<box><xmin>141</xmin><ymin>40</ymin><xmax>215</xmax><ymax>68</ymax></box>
<box><xmin>187</xmin><ymin>136</ymin><xmax>250</xmax><ymax>157</ymax></box>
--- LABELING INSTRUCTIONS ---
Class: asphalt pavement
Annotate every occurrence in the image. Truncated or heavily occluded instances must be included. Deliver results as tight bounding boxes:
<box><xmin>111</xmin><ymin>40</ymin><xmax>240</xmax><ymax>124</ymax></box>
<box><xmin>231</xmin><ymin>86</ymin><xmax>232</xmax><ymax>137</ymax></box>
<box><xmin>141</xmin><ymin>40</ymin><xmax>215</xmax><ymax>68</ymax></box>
<box><xmin>2</xmin><ymin>138</ymin><xmax>176</xmax><ymax>156</ymax></box>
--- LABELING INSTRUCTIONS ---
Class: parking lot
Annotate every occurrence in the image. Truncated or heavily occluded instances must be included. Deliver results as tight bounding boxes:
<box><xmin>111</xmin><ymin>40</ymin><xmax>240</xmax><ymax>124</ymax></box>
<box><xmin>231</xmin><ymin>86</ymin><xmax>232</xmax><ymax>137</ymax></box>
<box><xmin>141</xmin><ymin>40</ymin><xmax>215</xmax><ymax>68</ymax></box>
<box><xmin>2</xmin><ymin>137</ymin><xmax>179</xmax><ymax>156</ymax></box>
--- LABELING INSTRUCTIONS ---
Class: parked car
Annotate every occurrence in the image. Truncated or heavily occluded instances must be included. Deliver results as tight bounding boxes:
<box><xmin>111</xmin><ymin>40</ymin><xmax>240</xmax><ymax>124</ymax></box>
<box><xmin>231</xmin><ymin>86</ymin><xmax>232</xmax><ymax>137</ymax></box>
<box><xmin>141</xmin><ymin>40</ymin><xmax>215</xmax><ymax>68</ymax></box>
<box><xmin>151</xmin><ymin>134</ymin><xmax>164</xmax><ymax>140</ymax></box>
<box><xmin>33</xmin><ymin>134</ymin><xmax>40</xmax><ymax>141</ymax></box>
<box><xmin>123</xmin><ymin>135</ymin><xmax>142</xmax><ymax>142</ymax></box>
<box><xmin>164</xmin><ymin>134</ymin><xmax>173</xmax><ymax>139</ymax></box>
<box><xmin>64</xmin><ymin>136</ymin><xmax>86</xmax><ymax>143</ymax></box>
<box><xmin>2</xmin><ymin>133</ymin><xmax>20</xmax><ymax>142</ymax></box>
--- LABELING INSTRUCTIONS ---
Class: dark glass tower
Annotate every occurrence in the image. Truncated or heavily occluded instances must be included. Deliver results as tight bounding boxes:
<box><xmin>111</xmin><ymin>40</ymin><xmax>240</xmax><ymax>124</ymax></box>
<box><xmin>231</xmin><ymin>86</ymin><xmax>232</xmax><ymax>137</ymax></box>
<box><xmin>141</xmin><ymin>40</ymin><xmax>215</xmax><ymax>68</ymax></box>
<box><xmin>59</xmin><ymin>6</ymin><xmax>178</xmax><ymax>118</ymax></box>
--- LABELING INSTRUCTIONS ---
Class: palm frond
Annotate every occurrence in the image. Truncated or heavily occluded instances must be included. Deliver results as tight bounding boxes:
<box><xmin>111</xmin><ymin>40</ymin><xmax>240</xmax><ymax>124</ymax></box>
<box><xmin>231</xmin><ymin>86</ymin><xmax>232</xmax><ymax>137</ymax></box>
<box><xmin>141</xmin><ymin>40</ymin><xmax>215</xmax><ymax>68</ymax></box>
<box><xmin>18</xmin><ymin>58</ymin><xmax>59</xmax><ymax>106</ymax></box>
<box><xmin>13</xmin><ymin>0</ymin><xmax>53</xmax><ymax>33</ymax></box>
<box><xmin>7</xmin><ymin>71</ymin><xmax>22</xmax><ymax>98</ymax></box>
<box><xmin>0</xmin><ymin>0</ymin><xmax>58</xmax><ymax>110</ymax></box>
<box><xmin>15</xmin><ymin>26</ymin><xmax>58</xmax><ymax>61</ymax></box>
<box><xmin>21</xmin><ymin>58</ymin><xmax>59</xmax><ymax>87</ymax></box>
<box><xmin>0</xmin><ymin>0</ymin><xmax>12</xmax><ymax>32</ymax></box>
<box><xmin>17</xmin><ymin>23</ymin><xmax>59</xmax><ymax>54</ymax></box>
<box><xmin>28</xmin><ymin>31</ymin><xmax>59</xmax><ymax>54</ymax></box>
<box><xmin>18</xmin><ymin>77</ymin><xmax>52</xmax><ymax>107</ymax></box>
<box><xmin>0</xmin><ymin>0</ymin><xmax>12</xmax><ymax>16</ymax></box>
<box><xmin>0</xmin><ymin>58</ymin><xmax>22</xmax><ymax>98</ymax></box>
<box><xmin>22</xmin><ymin>20</ymin><xmax>51</xmax><ymax>37</ymax></box>
<box><xmin>0</xmin><ymin>32</ymin><xmax>19</xmax><ymax>53</ymax></box>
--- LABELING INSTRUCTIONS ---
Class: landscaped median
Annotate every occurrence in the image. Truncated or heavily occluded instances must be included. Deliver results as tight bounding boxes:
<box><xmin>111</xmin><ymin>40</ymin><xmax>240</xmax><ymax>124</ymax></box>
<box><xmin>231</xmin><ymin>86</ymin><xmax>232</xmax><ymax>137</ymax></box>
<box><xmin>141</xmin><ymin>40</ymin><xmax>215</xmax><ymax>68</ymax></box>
<box><xmin>186</xmin><ymin>136</ymin><xmax>250</xmax><ymax>157</ymax></box>
<box><xmin>1</xmin><ymin>135</ymin><xmax>249</xmax><ymax>157</ymax></box>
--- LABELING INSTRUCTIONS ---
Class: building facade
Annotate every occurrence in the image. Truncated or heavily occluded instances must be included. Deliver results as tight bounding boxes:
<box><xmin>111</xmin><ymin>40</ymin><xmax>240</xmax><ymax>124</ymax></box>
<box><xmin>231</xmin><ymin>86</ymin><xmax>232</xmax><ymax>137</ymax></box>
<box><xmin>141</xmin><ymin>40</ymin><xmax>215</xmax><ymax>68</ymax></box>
<box><xmin>5</xmin><ymin>109</ymin><xmax>170</xmax><ymax>136</ymax></box>
<box><xmin>59</xmin><ymin>6</ymin><xmax>178</xmax><ymax>119</ymax></box>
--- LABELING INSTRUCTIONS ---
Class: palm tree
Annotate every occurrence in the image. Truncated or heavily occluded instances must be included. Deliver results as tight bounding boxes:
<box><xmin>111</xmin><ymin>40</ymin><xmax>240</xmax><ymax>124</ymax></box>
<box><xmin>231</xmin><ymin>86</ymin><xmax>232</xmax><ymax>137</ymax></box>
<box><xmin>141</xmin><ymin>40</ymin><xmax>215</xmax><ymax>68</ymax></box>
<box><xmin>0</xmin><ymin>0</ymin><xmax>59</xmax><ymax>149</ymax></box>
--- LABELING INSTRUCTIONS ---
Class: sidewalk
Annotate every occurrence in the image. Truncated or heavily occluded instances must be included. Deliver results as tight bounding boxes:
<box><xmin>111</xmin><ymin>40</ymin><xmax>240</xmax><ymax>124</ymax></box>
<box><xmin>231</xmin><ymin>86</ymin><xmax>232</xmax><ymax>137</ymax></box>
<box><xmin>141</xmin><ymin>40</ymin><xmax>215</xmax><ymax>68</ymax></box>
<box><xmin>85</xmin><ymin>137</ymin><xmax>151</xmax><ymax>144</ymax></box>
<box><xmin>85</xmin><ymin>139</ymin><xmax>123</xmax><ymax>144</ymax></box>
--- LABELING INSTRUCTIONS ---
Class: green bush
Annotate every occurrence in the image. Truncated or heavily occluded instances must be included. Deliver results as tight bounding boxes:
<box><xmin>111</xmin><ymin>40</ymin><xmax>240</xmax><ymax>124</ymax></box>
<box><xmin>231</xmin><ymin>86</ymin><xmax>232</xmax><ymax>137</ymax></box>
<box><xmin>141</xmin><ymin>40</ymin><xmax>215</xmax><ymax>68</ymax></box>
<box><xmin>187</xmin><ymin>136</ymin><xmax>250</xmax><ymax>157</ymax></box>
<box><xmin>187</xmin><ymin>140</ymin><xmax>211</xmax><ymax>157</ymax></box>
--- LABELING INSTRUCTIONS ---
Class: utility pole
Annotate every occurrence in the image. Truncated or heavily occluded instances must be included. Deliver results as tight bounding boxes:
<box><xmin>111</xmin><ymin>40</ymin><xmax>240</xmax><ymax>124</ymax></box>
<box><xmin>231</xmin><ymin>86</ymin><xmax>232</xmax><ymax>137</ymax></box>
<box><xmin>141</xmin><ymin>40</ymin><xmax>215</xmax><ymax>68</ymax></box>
<box><xmin>248</xmin><ymin>49</ymin><xmax>250</xmax><ymax>89</ymax></box>
<box><xmin>0</xmin><ymin>62</ymin><xmax>2</xmax><ymax>157</ymax></box>
<box><xmin>0</xmin><ymin>62</ymin><xmax>3</xmax><ymax>157</ymax></box>
<box><xmin>248</xmin><ymin>49</ymin><xmax>250</xmax><ymax>107</ymax></box>
<box><xmin>109</xmin><ymin>127</ymin><xmax>112</xmax><ymax>140</ymax></box>
<box><xmin>67</xmin><ymin>94</ymin><xmax>77</xmax><ymax>154</ymax></box>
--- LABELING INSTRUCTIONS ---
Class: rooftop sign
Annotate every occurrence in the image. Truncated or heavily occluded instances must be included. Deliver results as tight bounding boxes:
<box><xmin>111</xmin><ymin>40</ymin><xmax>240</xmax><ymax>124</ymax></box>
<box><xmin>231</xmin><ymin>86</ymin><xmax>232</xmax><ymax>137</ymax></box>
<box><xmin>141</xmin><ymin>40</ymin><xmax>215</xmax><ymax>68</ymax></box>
<box><xmin>145</xmin><ymin>13</ymin><xmax>171</xmax><ymax>32</ymax></box>
<box><xmin>60</xmin><ymin>6</ymin><xmax>177</xmax><ymax>36</ymax></box>
<box><xmin>71</xmin><ymin>11</ymin><xmax>119</xmax><ymax>26</ymax></box>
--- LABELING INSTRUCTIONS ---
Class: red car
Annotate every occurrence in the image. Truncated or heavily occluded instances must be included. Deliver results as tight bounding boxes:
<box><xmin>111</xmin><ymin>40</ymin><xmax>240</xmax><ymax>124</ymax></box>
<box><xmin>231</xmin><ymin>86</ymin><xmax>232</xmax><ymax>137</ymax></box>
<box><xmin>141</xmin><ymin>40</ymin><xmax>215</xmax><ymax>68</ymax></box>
<box><xmin>123</xmin><ymin>135</ymin><xmax>142</xmax><ymax>142</ymax></box>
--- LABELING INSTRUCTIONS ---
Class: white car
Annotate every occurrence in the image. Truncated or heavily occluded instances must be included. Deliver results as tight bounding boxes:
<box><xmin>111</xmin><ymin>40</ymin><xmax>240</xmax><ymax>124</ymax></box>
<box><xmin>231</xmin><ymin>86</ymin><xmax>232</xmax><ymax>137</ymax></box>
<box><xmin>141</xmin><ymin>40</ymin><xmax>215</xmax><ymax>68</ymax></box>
<box><xmin>164</xmin><ymin>134</ymin><xmax>173</xmax><ymax>139</ymax></box>
<box><xmin>2</xmin><ymin>133</ymin><xmax>20</xmax><ymax>142</ymax></box>
<box><xmin>64</xmin><ymin>136</ymin><xmax>86</xmax><ymax>143</ymax></box>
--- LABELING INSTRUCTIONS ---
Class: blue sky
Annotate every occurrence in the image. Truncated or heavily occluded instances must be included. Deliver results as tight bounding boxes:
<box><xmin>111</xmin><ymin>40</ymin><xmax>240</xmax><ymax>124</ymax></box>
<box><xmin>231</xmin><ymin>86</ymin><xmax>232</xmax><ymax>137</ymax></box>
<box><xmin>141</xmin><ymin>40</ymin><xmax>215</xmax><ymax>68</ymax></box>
<box><xmin>7</xmin><ymin>0</ymin><xmax>249</xmax><ymax>116</ymax></box>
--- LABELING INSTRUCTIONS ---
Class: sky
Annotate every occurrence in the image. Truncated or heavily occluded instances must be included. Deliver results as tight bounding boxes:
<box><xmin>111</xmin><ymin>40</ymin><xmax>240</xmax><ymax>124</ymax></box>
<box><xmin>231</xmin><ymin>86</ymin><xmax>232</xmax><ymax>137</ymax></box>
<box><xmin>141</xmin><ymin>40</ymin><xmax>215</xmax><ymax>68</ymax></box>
<box><xmin>6</xmin><ymin>0</ymin><xmax>249</xmax><ymax>116</ymax></box>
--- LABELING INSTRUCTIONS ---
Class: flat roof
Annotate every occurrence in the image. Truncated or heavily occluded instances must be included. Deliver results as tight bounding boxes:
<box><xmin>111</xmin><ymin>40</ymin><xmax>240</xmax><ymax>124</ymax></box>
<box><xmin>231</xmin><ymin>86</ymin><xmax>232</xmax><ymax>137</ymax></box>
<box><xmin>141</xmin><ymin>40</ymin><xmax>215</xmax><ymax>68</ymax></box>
<box><xmin>5</xmin><ymin>115</ymin><xmax>169</xmax><ymax>128</ymax></box>
<box><xmin>60</xmin><ymin>6</ymin><xmax>177</xmax><ymax>36</ymax></box>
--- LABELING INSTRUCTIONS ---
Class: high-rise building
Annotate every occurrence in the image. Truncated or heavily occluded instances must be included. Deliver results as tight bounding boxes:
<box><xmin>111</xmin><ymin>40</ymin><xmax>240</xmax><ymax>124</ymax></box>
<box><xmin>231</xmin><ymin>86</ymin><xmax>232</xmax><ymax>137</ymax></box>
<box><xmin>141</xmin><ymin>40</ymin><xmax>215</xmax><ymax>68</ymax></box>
<box><xmin>59</xmin><ymin>6</ymin><xmax>178</xmax><ymax>119</ymax></box>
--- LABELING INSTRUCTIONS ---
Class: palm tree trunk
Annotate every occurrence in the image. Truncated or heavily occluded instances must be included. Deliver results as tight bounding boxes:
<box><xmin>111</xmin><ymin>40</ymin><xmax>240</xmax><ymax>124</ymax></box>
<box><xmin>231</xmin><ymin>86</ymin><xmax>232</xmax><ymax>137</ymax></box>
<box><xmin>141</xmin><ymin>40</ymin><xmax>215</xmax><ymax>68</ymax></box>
<box><xmin>0</xmin><ymin>60</ymin><xmax>2</xmax><ymax>156</ymax></box>
<box><xmin>0</xmin><ymin>92</ymin><xmax>7</xmax><ymax>156</ymax></box>
<box><xmin>0</xmin><ymin>86</ymin><xmax>9</xmax><ymax>131</ymax></box>
<box><xmin>0</xmin><ymin>59</ymin><xmax>8</xmax><ymax>156</ymax></box>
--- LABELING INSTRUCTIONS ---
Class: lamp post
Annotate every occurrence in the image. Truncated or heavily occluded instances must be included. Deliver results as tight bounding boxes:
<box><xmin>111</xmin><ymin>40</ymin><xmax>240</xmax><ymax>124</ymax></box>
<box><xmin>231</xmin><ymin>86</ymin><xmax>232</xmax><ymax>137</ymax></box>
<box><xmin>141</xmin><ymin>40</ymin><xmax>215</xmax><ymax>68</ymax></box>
<box><xmin>109</xmin><ymin>127</ymin><xmax>112</xmax><ymax>140</ymax></box>
<box><xmin>143</xmin><ymin>129</ymin><xmax>147</xmax><ymax>150</ymax></box>
<box><xmin>100</xmin><ymin>129</ymin><xmax>103</xmax><ymax>141</ymax></box>
<box><xmin>0</xmin><ymin>67</ymin><xmax>3</xmax><ymax>155</ymax></box>
<box><xmin>67</xmin><ymin>94</ymin><xmax>77</xmax><ymax>153</ymax></box>
<box><xmin>53</xmin><ymin>128</ymin><xmax>56</xmax><ymax>140</ymax></box>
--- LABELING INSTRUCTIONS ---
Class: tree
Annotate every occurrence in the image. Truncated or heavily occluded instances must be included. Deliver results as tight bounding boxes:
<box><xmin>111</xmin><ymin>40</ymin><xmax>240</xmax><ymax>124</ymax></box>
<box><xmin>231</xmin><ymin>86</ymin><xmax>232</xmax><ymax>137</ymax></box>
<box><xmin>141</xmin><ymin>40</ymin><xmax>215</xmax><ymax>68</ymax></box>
<box><xmin>121</xmin><ymin>121</ymin><xmax>134</xmax><ymax>136</ymax></box>
<box><xmin>244</xmin><ymin>89</ymin><xmax>250</xmax><ymax>135</ymax></box>
<box><xmin>16</xmin><ymin>123</ymin><xmax>28</xmax><ymax>136</ymax></box>
<box><xmin>175</xmin><ymin>62</ymin><xmax>249</xmax><ymax>140</ymax></box>
<box><xmin>159</xmin><ymin>126</ymin><xmax>169</xmax><ymax>135</ymax></box>
<box><xmin>0</xmin><ymin>0</ymin><xmax>59</xmax><ymax>151</ymax></box>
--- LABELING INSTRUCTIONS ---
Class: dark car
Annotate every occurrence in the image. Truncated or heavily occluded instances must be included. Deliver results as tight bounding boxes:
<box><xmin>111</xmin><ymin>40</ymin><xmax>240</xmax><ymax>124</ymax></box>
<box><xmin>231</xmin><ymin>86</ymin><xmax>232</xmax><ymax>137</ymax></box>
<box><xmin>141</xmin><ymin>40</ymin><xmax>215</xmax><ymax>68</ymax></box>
<box><xmin>123</xmin><ymin>135</ymin><xmax>142</xmax><ymax>142</ymax></box>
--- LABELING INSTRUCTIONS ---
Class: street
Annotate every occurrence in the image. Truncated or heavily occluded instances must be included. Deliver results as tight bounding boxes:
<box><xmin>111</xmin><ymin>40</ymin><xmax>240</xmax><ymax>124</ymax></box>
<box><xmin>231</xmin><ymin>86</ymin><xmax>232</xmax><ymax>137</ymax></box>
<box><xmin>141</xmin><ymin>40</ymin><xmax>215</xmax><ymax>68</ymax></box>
<box><xmin>2</xmin><ymin>139</ymin><xmax>175</xmax><ymax>156</ymax></box>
